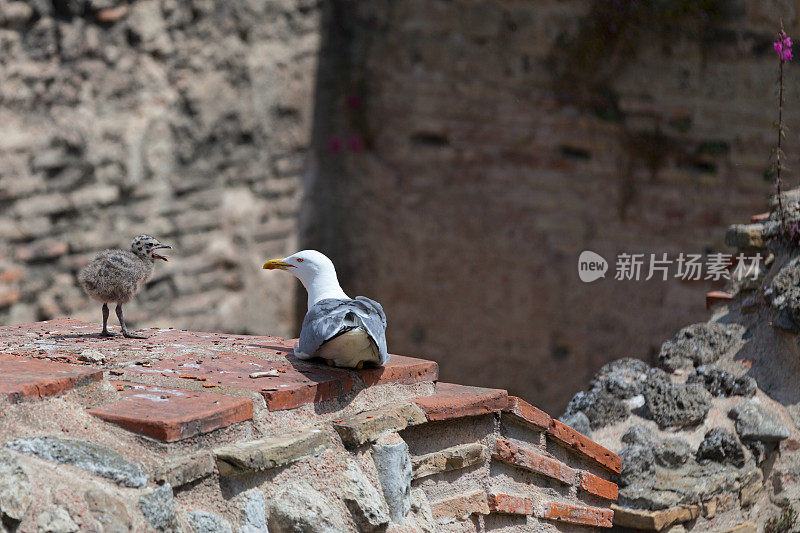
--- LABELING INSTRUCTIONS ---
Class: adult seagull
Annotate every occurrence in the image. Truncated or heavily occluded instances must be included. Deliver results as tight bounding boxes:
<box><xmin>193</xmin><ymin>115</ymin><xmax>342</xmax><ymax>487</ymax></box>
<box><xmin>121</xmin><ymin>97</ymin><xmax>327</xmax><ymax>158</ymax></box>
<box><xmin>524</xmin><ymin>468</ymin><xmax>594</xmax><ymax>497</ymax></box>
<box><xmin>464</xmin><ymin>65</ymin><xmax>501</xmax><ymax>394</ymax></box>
<box><xmin>263</xmin><ymin>250</ymin><xmax>389</xmax><ymax>368</ymax></box>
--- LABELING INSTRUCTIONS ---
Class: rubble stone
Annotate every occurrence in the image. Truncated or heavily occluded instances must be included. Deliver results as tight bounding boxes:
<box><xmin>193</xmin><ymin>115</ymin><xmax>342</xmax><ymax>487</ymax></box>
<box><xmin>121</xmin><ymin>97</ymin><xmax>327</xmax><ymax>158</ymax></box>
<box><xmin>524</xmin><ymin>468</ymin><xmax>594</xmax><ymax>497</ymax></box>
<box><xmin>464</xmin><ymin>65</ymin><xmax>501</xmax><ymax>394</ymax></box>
<box><xmin>334</xmin><ymin>403</ymin><xmax>425</xmax><ymax>448</ymax></box>
<box><xmin>621</xmin><ymin>425</ymin><xmax>655</xmax><ymax>446</ymax></box>
<box><xmin>36</xmin><ymin>507</ymin><xmax>79</xmax><ymax>533</ymax></box>
<box><xmin>186</xmin><ymin>510</ymin><xmax>233</xmax><ymax>533</ymax></box>
<box><xmin>658</xmin><ymin>322</ymin><xmax>744</xmax><ymax>370</ymax></box>
<box><xmin>0</xmin><ymin>450</ymin><xmax>32</xmax><ymax>522</ymax></box>
<box><xmin>372</xmin><ymin>433</ymin><xmax>412</xmax><ymax>523</ymax></box>
<box><xmin>268</xmin><ymin>482</ymin><xmax>342</xmax><ymax>533</ymax></box>
<box><xmin>5</xmin><ymin>437</ymin><xmax>147</xmax><ymax>488</ymax></box>
<box><xmin>561</xmin><ymin>388</ymin><xmax>629</xmax><ymax>430</ymax></box>
<box><xmin>214</xmin><ymin>429</ymin><xmax>327</xmax><ymax>477</ymax></box>
<box><xmin>641</xmin><ymin>380</ymin><xmax>711</xmax><ymax>428</ymax></box>
<box><xmin>618</xmin><ymin>445</ymin><xmax>656</xmax><ymax>486</ymax></box>
<box><xmin>152</xmin><ymin>452</ymin><xmax>215</xmax><ymax>488</ymax></box>
<box><xmin>84</xmin><ymin>490</ymin><xmax>131</xmax><ymax>533</ymax></box>
<box><xmin>725</xmin><ymin>224</ymin><xmax>765</xmax><ymax>248</ymax></box>
<box><xmin>729</xmin><ymin>400</ymin><xmax>791</xmax><ymax>442</ymax></box>
<box><xmin>654</xmin><ymin>438</ymin><xmax>693</xmax><ymax>468</ymax></box>
<box><xmin>236</xmin><ymin>489</ymin><xmax>267</xmax><ymax>533</ymax></box>
<box><xmin>687</xmin><ymin>365</ymin><xmax>756</xmax><ymax>398</ymax></box>
<box><xmin>341</xmin><ymin>461</ymin><xmax>390</xmax><ymax>532</ymax></box>
<box><xmin>697</xmin><ymin>428</ymin><xmax>746</xmax><ymax>467</ymax></box>
<box><xmin>138</xmin><ymin>484</ymin><xmax>177</xmax><ymax>532</ymax></box>
<box><xmin>559</xmin><ymin>411</ymin><xmax>591</xmax><ymax>436</ymax></box>
<box><xmin>412</xmin><ymin>442</ymin><xmax>487</xmax><ymax>480</ymax></box>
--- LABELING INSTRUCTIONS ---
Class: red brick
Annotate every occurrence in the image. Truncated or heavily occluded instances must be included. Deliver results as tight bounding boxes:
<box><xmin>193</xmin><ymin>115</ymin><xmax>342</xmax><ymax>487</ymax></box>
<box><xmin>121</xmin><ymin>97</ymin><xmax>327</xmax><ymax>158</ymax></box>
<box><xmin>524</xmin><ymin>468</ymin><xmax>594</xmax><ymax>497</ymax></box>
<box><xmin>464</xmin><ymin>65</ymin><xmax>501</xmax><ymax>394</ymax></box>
<box><xmin>358</xmin><ymin>355</ymin><xmax>438</xmax><ymax>386</ymax></box>
<box><xmin>493</xmin><ymin>438</ymin><xmax>575</xmax><ymax>485</ymax></box>
<box><xmin>88</xmin><ymin>382</ymin><xmax>253</xmax><ymax>442</ymax></box>
<box><xmin>750</xmin><ymin>212</ymin><xmax>770</xmax><ymax>223</ymax></box>
<box><xmin>127</xmin><ymin>353</ymin><xmax>353</xmax><ymax>411</ymax></box>
<box><xmin>706</xmin><ymin>291</ymin><xmax>733</xmax><ymax>310</ymax></box>
<box><xmin>504</xmin><ymin>396</ymin><xmax>551</xmax><ymax>430</ymax></box>
<box><xmin>540</xmin><ymin>501</ymin><xmax>613</xmax><ymax>528</ymax></box>
<box><xmin>412</xmin><ymin>382</ymin><xmax>508</xmax><ymax>421</ymax></box>
<box><xmin>578</xmin><ymin>471</ymin><xmax>619</xmax><ymax>501</ymax></box>
<box><xmin>487</xmin><ymin>493</ymin><xmax>534</xmax><ymax>515</ymax></box>
<box><xmin>0</xmin><ymin>355</ymin><xmax>102</xmax><ymax>403</ymax></box>
<box><xmin>548</xmin><ymin>419</ymin><xmax>622</xmax><ymax>474</ymax></box>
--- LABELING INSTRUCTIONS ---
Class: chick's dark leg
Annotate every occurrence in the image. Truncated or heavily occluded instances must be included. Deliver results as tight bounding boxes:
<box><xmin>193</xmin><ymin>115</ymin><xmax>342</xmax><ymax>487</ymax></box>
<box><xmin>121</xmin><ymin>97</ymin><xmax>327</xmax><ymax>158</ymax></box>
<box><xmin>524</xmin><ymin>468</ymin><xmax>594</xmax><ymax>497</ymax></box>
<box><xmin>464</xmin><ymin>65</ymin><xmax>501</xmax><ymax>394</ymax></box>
<box><xmin>100</xmin><ymin>303</ymin><xmax>116</xmax><ymax>337</ymax></box>
<box><xmin>115</xmin><ymin>304</ymin><xmax>147</xmax><ymax>339</ymax></box>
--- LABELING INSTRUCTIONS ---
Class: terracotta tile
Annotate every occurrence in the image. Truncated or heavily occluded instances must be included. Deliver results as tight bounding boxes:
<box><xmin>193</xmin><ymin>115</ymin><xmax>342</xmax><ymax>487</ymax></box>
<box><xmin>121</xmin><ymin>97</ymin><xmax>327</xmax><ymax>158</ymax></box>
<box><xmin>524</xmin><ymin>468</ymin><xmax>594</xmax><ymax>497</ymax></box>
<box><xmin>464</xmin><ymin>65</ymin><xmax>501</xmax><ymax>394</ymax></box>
<box><xmin>578</xmin><ymin>471</ymin><xmax>619</xmax><ymax>501</ymax></box>
<box><xmin>0</xmin><ymin>355</ymin><xmax>102</xmax><ymax>403</ymax></box>
<box><xmin>706</xmin><ymin>291</ymin><xmax>733</xmax><ymax>310</ymax></box>
<box><xmin>88</xmin><ymin>382</ymin><xmax>253</xmax><ymax>442</ymax></box>
<box><xmin>358</xmin><ymin>355</ymin><xmax>437</xmax><ymax>387</ymax></box>
<box><xmin>540</xmin><ymin>501</ymin><xmax>613</xmax><ymax>527</ymax></box>
<box><xmin>493</xmin><ymin>438</ymin><xmax>575</xmax><ymax>485</ymax></box>
<box><xmin>126</xmin><ymin>353</ymin><xmax>353</xmax><ymax>411</ymax></box>
<box><xmin>0</xmin><ymin>319</ymin><xmax>440</xmax><ymax>411</ymax></box>
<box><xmin>548</xmin><ymin>419</ymin><xmax>622</xmax><ymax>474</ymax></box>
<box><xmin>412</xmin><ymin>382</ymin><xmax>508</xmax><ymax>421</ymax></box>
<box><xmin>487</xmin><ymin>493</ymin><xmax>534</xmax><ymax>515</ymax></box>
<box><xmin>504</xmin><ymin>396</ymin><xmax>551</xmax><ymax>430</ymax></box>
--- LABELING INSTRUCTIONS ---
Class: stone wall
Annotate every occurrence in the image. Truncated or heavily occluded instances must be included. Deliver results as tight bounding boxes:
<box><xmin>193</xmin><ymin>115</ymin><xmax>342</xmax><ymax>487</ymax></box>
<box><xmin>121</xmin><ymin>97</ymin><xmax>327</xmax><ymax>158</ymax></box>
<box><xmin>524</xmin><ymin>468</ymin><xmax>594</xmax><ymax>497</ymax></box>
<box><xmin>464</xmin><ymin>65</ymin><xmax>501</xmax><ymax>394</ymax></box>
<box><xmin>0</xmin><ymin>0</ymin><xmax>320</xmax><ymax>337</ymax></box>
<box><xmin>305</xmin><ymin>0</ymin><xmax>794</xmax><ymax>412</ymax></box>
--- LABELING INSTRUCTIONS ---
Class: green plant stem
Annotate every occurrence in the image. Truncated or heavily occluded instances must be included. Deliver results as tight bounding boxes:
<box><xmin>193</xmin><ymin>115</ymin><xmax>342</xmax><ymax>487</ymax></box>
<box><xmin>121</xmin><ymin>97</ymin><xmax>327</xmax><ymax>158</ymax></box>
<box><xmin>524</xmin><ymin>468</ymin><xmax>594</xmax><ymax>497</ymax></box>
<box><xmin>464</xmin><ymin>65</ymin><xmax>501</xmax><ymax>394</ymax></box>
<box><xmin>777</xmin><ymin>59</ymin><xmax>787</xmax><ymax>230</ymax></box>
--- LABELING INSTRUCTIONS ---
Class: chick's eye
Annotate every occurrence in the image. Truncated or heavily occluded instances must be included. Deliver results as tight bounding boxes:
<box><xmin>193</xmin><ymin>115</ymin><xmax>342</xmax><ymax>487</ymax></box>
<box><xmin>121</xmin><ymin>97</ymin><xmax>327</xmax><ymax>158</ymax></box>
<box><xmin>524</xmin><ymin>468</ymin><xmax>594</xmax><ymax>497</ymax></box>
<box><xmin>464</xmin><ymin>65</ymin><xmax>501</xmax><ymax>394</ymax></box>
<box><xmin>296</xmin><ymin>258</ymin><xmax>304</xmax><ymax>263</ymax></box>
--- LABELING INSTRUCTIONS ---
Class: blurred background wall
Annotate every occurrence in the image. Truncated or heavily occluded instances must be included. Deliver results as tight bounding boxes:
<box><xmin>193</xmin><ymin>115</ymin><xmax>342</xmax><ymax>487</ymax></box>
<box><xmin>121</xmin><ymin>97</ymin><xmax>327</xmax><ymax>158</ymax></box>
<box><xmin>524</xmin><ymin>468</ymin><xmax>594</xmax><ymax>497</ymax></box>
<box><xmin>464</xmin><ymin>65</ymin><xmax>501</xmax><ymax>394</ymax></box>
<box><xmin>0</xmin><ymin>0</ymin><xmax>320</xmax><ymax>337</ymax></box>
<box><xmin>0</xmin><ymin>0</ymin><xmax>792</xmax><ymax>412</ymax></box>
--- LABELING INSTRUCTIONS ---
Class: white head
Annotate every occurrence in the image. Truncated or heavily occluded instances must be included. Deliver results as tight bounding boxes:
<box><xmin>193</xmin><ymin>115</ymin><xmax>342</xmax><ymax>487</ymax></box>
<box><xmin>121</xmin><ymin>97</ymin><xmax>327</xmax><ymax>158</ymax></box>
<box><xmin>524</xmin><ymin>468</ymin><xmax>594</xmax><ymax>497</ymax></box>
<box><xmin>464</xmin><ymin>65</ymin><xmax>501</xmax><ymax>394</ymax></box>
<box><xmin>263</xmin><ymin>250</ymin><xmax>349</xmax><ymax>306</ymax></box>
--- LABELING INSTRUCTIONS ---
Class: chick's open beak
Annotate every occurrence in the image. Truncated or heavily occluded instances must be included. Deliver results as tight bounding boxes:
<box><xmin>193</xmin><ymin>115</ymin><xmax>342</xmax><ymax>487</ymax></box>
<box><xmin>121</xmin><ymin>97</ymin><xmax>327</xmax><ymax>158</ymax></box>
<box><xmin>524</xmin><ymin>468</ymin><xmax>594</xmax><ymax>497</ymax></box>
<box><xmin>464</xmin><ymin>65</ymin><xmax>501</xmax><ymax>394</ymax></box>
<box><xmin>151</xmin><ymin>244</ymin><xmax>171</xmax><ymax>262</ymax></box>
<box><xmin>263</xmin><ymin>259</ymin><xmax>294</xmax><ymax>270</ymax></box>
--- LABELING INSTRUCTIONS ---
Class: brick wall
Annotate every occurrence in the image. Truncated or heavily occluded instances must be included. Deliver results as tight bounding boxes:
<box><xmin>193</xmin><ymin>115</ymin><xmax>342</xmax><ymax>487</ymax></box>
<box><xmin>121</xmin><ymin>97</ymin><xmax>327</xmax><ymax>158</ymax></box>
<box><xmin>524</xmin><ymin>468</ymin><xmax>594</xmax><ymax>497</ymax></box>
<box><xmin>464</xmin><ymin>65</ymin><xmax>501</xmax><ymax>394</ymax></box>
<box><xmin>306</xmin><ymin>0</ymin><xmax>792</xmax><ymax>412</ymax></box>
<box><xmin>0</xmin><ymin>0</ymin><xmax>320</xmax><ymax>337</ymax></box>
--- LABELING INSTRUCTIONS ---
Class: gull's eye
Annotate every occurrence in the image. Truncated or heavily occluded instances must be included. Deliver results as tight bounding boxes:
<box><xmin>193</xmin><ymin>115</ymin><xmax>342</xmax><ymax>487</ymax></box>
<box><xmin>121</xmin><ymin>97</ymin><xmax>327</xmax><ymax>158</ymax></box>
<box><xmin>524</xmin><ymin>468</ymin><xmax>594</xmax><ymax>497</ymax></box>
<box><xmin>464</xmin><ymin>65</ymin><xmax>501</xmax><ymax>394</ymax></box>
<box><xmin>296</xmin><ymin>258</ymin><xmax>304</xmax><ymax>263</ymax></box>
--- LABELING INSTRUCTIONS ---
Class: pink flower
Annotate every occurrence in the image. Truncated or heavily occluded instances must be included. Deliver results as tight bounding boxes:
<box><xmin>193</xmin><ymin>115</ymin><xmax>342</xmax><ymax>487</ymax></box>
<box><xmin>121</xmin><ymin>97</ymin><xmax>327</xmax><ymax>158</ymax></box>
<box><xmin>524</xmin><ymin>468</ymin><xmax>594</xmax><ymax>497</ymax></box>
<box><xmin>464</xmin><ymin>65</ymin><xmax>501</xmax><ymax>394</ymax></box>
<box><xmin>775</xmin><ymin>30</ymin><xmax>793</xmax><ymax>63</ymax></box>
<box><xmin>327</xmin><ymin>135</ymin><xmax>343</xmax><ymax>154</ymax></box>
<box><xmin>348</xmin><ymin>135</ymin><xmax>365</xmax><ymax>153</ymax></box>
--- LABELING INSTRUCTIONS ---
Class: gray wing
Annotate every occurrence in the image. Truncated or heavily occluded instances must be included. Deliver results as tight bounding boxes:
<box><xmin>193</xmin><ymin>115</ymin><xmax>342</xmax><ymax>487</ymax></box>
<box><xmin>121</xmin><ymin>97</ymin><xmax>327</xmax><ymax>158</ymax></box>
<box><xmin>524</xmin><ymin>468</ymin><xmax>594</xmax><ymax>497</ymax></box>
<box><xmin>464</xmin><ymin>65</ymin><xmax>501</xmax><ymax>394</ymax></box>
<box><xmin>298</xmin><ymin>297</ymin><xmax>389</xmax><ymax>364</ymax></box>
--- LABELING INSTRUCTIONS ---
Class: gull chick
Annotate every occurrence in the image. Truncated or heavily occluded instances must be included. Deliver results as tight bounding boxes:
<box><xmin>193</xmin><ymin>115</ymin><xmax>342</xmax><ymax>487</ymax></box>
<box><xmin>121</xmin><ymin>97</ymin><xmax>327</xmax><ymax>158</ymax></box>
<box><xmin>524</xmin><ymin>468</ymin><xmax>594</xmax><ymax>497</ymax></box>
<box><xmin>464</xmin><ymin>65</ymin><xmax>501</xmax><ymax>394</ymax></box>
<box><xmin>263</xmin><ymin>250</ymin><xmax>389</xmax><ymax>368</ymax></box>
<box><xmin>78</xmin><ymin>234</ymin><xmax>171</xmax><ymax>339</ymax></box>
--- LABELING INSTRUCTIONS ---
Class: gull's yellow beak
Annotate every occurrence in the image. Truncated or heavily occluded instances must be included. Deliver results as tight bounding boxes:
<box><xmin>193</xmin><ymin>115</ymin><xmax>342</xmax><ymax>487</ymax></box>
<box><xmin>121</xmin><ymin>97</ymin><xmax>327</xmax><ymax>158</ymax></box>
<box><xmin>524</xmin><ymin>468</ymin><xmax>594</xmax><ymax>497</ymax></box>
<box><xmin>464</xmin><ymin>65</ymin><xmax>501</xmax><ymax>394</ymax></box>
<box><xmin>263</xmin><ymin>259</ymin><xmax>294</xmax><ymax>270</ymax></box>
